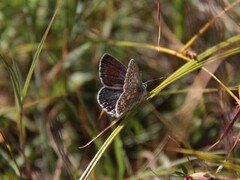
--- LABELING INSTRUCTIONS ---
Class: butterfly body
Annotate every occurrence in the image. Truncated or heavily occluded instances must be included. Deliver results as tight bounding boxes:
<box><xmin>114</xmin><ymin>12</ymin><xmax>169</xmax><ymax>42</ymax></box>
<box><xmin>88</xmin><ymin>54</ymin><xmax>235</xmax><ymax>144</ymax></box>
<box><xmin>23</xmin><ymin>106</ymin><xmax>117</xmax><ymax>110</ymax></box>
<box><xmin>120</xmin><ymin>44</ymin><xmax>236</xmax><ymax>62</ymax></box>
<box><xmin>97</xmin><ymin>54</ymin><xmax>146</xmax><ymax>118</ymax></box>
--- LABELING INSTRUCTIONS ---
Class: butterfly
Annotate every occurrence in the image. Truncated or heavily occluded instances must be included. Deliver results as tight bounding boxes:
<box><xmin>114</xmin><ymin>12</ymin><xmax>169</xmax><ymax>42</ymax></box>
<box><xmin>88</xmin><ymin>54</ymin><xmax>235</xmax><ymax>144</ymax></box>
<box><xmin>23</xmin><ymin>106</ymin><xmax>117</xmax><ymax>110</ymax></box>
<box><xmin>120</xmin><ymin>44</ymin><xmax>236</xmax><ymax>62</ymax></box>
<box><xmin>97</xmin><ymin>53</ymin><xmax>147</xmax><ymax>117</ymax></box>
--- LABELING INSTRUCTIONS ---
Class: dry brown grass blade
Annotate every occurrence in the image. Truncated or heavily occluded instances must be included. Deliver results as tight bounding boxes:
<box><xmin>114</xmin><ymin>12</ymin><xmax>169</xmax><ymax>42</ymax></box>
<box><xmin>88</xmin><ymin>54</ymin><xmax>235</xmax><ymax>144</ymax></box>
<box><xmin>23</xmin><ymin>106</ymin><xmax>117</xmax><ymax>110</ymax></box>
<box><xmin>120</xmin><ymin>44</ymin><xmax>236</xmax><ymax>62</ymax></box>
<box><xmin>79</xmin><ymin>117</ymin><xmax>121</xmax><ymax>149</ymax></box>
<box><xmin>208</xmin><ymin>106</ymin><xmax>240</xmax><ymax>150</ymax></box>
<box><xmin>180</xmin><ymin>0</ymin><xmax>240</xmax><ymax>53</ymax></box>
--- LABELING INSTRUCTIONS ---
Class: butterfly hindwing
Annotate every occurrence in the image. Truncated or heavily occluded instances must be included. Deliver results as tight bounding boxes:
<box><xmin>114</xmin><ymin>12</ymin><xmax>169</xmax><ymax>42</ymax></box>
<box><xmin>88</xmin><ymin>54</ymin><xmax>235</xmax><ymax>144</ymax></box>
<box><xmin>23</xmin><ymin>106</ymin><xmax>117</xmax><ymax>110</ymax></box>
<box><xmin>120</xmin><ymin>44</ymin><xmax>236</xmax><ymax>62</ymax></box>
<box><xmin>116</xmin><ymin>59</ymin><xmax>146</xmax><ymax>117</ymax></box>
<box><xmin>97</xmin><ymin>87</ymin><xmax>123</xmax><ymax>116</ymax></box>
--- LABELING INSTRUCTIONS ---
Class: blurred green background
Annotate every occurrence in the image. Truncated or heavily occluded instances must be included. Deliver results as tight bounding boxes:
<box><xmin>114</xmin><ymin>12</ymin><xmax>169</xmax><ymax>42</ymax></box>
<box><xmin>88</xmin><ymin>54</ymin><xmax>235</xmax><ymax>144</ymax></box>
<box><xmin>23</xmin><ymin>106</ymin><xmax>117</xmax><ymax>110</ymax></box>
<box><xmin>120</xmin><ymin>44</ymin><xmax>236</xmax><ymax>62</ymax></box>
<box><xmin>0</xmin><ymin>0</ymin><xmax>240</xmax><ymax>179</ymax></box>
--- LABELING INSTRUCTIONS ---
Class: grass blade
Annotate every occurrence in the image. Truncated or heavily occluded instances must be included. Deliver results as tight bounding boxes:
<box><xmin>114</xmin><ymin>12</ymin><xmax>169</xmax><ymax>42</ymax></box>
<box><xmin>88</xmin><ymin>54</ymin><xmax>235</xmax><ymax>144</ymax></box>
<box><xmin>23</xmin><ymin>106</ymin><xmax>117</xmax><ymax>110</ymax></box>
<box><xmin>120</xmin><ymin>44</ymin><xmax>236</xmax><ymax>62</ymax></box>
<box><xmin>21</xmin><ymin>0</ymin><xmax>60</xmax><ymax>101</ymax></box>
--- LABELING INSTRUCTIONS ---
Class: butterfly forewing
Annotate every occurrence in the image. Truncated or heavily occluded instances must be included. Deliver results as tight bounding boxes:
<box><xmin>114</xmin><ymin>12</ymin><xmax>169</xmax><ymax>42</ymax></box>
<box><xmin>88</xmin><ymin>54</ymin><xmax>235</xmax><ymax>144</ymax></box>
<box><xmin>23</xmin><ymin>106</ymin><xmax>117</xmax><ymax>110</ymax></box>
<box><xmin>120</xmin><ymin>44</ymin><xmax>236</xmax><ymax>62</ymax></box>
<box><xmin>99</xmin><ymin>54</ymin><xmax>127</xmax><ymax>88</ymax></box>
<box><xmin>116</xmin><ymin>59</ymin><xmax>146</xmax><ymax>117</ymax></box>
<box><xmin>97</xmin><ymin>87</ymin><xmax>123</xmax><ymax>115</ymax></box>
<box><xmin>124</xmin><ymin>59</ymin><xmax>144</xmax><ymax>90</ymax></box>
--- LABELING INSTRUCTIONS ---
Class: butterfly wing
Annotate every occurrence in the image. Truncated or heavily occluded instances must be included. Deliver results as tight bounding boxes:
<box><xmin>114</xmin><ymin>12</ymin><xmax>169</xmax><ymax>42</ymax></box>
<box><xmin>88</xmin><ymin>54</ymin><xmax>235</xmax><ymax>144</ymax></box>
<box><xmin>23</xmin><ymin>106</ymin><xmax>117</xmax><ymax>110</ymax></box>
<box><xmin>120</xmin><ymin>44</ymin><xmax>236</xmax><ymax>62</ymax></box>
<box><xmin>99</xmin><ymin>54</ymin><xmax>127</xmax><ymax>88</ymax></box>
<box><xmin>97</xmin><ymin>87</ymin><xmax>123</xmax><ymax>116</ymax></box>
<box><xmin>116</xmin><ymin>59</ymin><xmax>146</xmax><ymax>117</ymax></box>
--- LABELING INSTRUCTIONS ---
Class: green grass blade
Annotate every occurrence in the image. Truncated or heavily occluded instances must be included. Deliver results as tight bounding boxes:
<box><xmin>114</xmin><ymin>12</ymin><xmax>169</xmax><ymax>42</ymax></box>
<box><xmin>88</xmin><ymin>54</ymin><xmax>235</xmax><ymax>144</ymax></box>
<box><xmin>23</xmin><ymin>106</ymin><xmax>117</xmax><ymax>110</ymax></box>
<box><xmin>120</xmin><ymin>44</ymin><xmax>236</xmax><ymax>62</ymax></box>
<box><xmin>197</xmin><ymin>34</ymin><xmax>240</xmax><ymax>61</ymax></box>
<box><xmin>114</xmin><ymin>135</ymin><xmax>125</xmax><ymax>179</ymax></box>
<box><xmin>149</xmin><ymin>46</ymin><xmax>240</xmax><ymax>99</ymax></box>
<box><xmin>21</xmin><ymin>0</ymin><xmax>60</xmax><ymax>101</ymax></box>
<box><xmin>79</xmin><ymin>117</ymin><xmax>128</xmax><ymax>180</ymax></box>
<box><xmin>108</xmin><ymin>33</ymin><xmax>240</xmax><ymax>64</ymax></box>
<box><xmin>0</xmin><ymin>55</ymin><xmax>22</xmax><ymax>111</ymax></box>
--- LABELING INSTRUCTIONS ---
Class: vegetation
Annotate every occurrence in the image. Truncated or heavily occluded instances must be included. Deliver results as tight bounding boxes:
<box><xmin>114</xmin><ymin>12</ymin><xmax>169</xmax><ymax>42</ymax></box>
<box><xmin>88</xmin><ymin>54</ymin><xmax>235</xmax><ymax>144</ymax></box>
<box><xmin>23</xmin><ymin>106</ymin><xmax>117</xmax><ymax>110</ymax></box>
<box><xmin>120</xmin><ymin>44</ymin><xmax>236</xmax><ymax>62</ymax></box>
<box><xmin>0</xmin><ymin>0</ymin><xmax>240</xmax><ymax>179</ymax></box>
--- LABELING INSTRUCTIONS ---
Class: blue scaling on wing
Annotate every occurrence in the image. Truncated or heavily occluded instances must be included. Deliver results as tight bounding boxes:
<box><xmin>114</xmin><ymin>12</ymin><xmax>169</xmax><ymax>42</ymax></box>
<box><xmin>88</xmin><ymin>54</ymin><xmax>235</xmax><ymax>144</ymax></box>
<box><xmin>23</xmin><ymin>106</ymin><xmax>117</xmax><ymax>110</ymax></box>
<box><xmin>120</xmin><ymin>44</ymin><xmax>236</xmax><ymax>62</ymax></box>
<box><xmin>97</xmin><ymin>87</ymin><xmax>123</xmax><ymax>116</ymax></box>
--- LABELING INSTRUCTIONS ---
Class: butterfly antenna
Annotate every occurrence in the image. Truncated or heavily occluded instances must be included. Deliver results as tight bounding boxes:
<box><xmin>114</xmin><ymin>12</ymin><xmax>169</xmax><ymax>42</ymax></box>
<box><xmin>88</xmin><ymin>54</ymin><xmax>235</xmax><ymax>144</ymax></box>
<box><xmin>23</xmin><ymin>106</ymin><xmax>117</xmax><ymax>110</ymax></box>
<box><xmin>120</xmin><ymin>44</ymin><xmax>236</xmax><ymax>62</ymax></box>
<box><xmin>79</xmin><ymin>117</ymin><xmax>121</xmax><ymax>149</ymax></box>
<box><xmin>144</xmin><ymin>77</ymin><xmax>165</xmax><ymax>85</ymax></box>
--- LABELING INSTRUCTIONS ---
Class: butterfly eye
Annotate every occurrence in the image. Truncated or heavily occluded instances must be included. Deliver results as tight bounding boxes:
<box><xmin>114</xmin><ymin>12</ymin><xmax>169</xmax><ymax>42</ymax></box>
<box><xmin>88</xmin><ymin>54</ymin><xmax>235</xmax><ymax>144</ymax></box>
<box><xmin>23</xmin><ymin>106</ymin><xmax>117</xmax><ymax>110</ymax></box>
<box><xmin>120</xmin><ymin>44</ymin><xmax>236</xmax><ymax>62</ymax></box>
<box><xmin>134</xmin><ymin>87</ymin><xmax>142</xmax><ymax>93</ymax></box>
